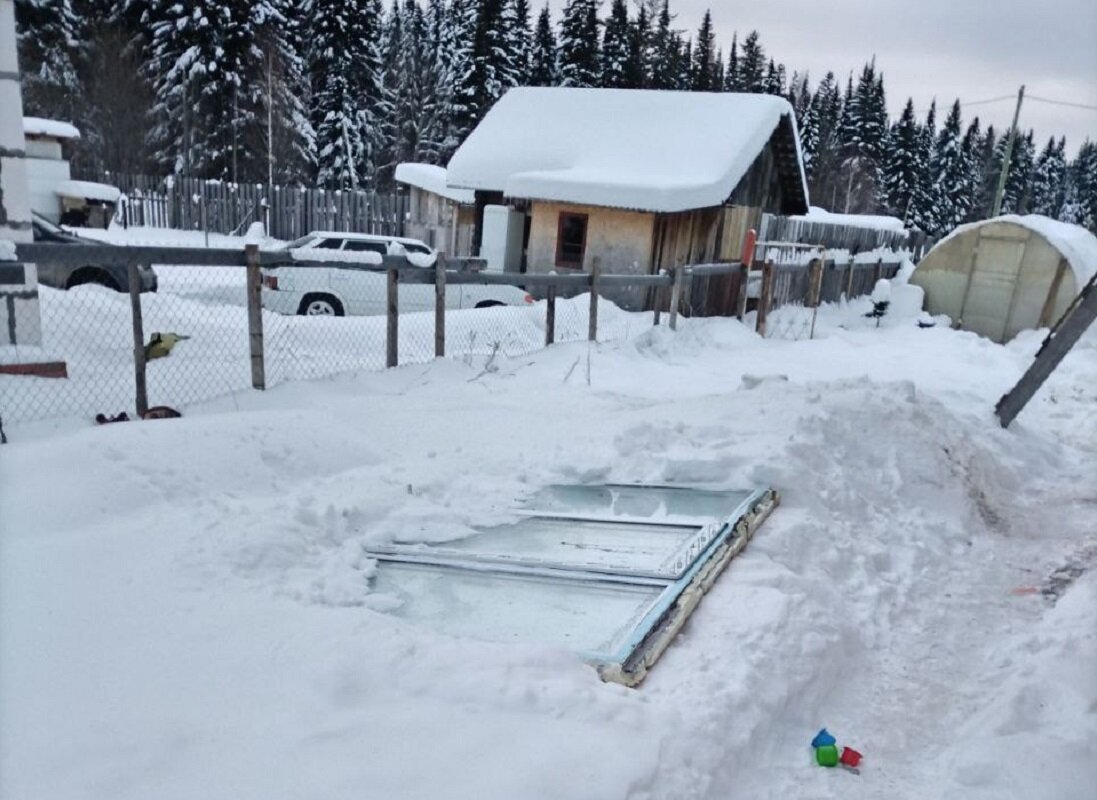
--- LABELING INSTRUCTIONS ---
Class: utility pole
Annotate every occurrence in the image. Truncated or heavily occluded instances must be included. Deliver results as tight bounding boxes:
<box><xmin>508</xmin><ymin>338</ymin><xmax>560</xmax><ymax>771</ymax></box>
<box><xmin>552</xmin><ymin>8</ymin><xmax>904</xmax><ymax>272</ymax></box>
<box><xmin>991</xmin><ymin>85</ymin><xmax>1025</xmax><ymax>217</ymax></box>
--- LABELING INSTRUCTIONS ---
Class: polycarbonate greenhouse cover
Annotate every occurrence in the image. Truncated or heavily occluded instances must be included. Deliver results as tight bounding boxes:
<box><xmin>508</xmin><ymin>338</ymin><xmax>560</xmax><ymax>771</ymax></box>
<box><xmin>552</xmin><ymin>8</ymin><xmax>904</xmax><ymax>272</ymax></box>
<box><xmin>366</xmin><ymin>484</ymin><xmax>779</xmax><ymax>686</ymax></box>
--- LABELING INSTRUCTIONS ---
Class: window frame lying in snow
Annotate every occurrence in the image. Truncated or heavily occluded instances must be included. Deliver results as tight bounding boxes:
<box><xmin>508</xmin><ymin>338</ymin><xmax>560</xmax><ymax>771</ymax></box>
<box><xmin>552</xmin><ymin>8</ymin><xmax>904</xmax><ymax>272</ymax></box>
<box><xmin>365</xmin><ymin>484</ymin><xmax>780</xmax><ymax>687</ymax></box>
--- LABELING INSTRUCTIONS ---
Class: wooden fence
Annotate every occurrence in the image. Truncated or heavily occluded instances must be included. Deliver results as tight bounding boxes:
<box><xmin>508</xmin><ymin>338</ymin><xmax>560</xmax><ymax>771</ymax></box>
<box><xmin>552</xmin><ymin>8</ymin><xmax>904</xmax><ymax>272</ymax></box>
<box><xmin>75</xmin><ymin>170</ymin><xmax>408</xmax><ymax>241</ymax></box>
<box><xmin>759</xmin><ymin>212</ymin><xmax>927</xmax><ymax>257</ymax></box>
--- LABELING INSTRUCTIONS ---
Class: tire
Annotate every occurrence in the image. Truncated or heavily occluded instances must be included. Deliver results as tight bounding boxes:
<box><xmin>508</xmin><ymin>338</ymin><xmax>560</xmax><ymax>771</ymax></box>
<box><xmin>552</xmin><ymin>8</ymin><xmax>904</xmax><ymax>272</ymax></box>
<box><xmin>66</xmin><ymin>268</ymin><xmax>120</xmax><ymax>292</ymax></box>
<box><xmin>474</xmin><ymin>300</ymin><xmax>505</xmax><ymax>309</ymax></box>
<box><xmin>297</xmin><ymin>293</ymin><xmax>345</xmax><ymax>317</ymax></box>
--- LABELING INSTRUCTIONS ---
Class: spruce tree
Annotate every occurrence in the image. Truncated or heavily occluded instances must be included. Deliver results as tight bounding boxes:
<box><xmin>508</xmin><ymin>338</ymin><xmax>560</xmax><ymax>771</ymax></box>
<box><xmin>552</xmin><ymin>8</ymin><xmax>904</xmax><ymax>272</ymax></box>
<box><xmin>928</xmin><ymin>99</ymin><xmax>970</xmax><ymax>232</ymax></box>
<box><xmin>1062</xmin><ymin>140</ymin><xmax>1097</xmax><ymax>232</ymax></box>
<box><xmin>763</xmin><ymin>59</ymin><xmax>785</xmax><ymax>96</ymax></box>
<box><xmin>624</xmin><ymin>3</ymin><xmax>650</xmax><ymax>88</ymax></box>
<box><xmin>528</xmin><ymin>4</ymin><xmax>558</xmax><ymax>86</ymax></box>
<box><xmin>505</xmin><ymin>0</ymin><xmax>533</xmax><ymax>86</ymax></box>
<box><xmin>882</xmin><ymin>99</ymin><xmax>921</xmax><ymax>221</ymax></box>
<box><xmin>959</xmin><ymin>117</ymin><xmax>985</xmax><ymax>222</ymax></box>
<box><xmin>738</xmin><ymin>31</ymin><xmax>765</xmax><ymax>93</ymax></box>
<box><xmin>647</xmin><ymin>0</ymin><xmax>676</xmax><ymax>90</ymax></box>
<box><xmin>907</xmin><ymin>101</ymin><xmax>938</xmax><ymax>230</ymax></box>
<box><xmin>1030</xmin><ymin>137</ymin><xmax>1068</xmax><ymax>219</ymax></box>
<box><xmin>723</xmin><ymin>32</ymin><xmax>739</xmax><ymax>91</ymax></box>
<box><xmin>558</xmin><ymin>0</ymin><xmax>600</xmax><ymax>88</ymax></box>
<box><xmin>690</xmin><ymin>9</ymin><xmax>717</xmax><ymax>92</ymax></box>
<box><xmin>601</xmin><ymin>0</ymin><xmax>631</xmax><ymax>88</ymax></box>
<box><xmin>14</xmin><ymin>0</ymin><xmax>80</xmax><ymax>119</ymax></box>
<box><xmin>306</xmin><ymin>0</ymin><xmax>386</xmax><ymax>188</ymax></box>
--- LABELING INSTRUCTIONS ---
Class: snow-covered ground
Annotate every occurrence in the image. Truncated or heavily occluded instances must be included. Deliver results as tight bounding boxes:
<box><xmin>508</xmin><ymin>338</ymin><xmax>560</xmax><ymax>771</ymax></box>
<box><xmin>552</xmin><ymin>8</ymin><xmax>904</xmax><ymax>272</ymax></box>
<box><xmin>1</xmin><ymin>275</ymin><xmax>1095</xmax><ymax>799</ymax></box>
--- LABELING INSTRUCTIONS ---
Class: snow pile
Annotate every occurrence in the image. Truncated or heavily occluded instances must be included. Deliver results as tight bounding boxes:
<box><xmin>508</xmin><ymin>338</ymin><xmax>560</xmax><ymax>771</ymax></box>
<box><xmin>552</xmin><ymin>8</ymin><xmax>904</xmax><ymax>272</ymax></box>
<box><xmin>22</xmin><ymin>116</ymin><xmax>81</xmax><ymax>140</ymax></box>
<box><xmin>0</xmin><ymin>239</ymin><xmax>15</xmax><ymax>261</ymax></box>
<box><xmin>447</xmin><ymin>87</ymin><xmax>807</xmax><ymax>213</ymax></box>
<box><xmin>394</xmin><ymin>163</ymin><xmax>475</xmax><ymax>204</ymax></box>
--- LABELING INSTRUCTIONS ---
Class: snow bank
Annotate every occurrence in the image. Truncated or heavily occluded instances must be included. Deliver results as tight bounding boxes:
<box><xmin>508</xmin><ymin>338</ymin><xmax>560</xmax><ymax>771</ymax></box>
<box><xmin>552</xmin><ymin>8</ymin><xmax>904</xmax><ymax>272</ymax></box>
<box><xmin>288</xmin><ymin>248</ymin><xmax>383</xmax><ymax>265</ymax></box>
<box><xmin>22</xmin><ymin>116</ymin><xmax>80</xmax><ymax>140</ymax></box>
<box><xmin>395</xmin><ymin>163</ymin><xmax>475</xmax><ymax>204</ymax></box>
<box><xmin>447</xmin><ymin>87</ymin><xmax>808</xmax><ymax>213</ymax></box>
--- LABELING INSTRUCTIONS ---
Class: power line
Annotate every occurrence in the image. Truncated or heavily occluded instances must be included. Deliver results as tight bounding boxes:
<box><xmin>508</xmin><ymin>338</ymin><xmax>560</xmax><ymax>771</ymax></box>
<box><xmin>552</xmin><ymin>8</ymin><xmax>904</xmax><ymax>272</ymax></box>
<box><xmin>1027</xmin><ymin>95</ymin><xmax>1097</xmax><ymax>112</ymax></box>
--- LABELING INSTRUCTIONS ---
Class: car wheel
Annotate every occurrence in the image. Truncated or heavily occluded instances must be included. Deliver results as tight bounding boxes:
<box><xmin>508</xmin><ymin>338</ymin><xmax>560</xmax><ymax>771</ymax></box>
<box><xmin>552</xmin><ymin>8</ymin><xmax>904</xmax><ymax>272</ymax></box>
<box><xmin>66</xmin><ymin>267</ymin><xmax>120</xmax><ymax>292</ymax></box>
<box><xmin>298</xmin><ymin>293</ymin><xmax>345</xmax><ymax>316</ymax></box>
<box><xmin>474</xmin><ymin>300</ymin><xmax>505</xmax><ymax>309</ymax></box>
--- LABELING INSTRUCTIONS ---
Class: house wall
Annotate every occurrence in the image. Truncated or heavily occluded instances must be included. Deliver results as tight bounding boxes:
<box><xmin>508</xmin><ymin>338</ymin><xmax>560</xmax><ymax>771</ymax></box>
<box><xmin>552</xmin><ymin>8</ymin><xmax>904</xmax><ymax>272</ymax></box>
<box><xmin>527</xmin><ymin>200</ymin><xmax>655</xmax><ymax>309</ymax></box>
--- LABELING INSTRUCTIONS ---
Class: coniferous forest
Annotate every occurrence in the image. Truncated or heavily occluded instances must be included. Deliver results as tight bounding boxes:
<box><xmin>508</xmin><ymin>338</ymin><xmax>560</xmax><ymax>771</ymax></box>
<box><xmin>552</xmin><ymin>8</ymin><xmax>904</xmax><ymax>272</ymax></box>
<box><xmin>15</xmin><ymin>0</ymin><xmax>1097</xmax><ymax>234</ymax></box>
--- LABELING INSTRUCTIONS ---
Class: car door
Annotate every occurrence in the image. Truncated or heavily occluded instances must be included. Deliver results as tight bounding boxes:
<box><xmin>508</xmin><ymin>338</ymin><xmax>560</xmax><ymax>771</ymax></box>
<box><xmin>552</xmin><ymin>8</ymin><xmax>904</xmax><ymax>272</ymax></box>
<box><xmin>342</xmin><ymin>239</ymin><xmax>388</xmax><ymax>315</ymax></box>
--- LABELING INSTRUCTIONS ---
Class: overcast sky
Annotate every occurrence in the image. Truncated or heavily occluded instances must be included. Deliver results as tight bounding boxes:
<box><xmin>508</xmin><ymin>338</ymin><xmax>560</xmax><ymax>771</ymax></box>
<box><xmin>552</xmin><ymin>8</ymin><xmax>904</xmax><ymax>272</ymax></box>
<box><xmin>551</xmin><ymin>1</ymin><xmax>1097</xmax><ymax>156</ymax></box>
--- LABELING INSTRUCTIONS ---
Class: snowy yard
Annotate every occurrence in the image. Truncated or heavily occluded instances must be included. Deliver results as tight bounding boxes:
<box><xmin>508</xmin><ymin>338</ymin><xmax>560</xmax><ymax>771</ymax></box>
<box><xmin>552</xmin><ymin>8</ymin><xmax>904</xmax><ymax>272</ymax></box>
<box><xmin>1</xmin><ymin>284</ymin><xmax>1095</xmax><ymax>799</ymax></box>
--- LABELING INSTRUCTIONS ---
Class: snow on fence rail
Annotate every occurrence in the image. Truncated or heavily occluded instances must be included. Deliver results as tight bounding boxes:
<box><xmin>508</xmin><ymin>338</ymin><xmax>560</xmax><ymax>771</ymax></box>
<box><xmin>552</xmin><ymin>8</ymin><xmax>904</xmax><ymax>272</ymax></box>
<box><xmin>0</xmin><ymin>242</ymin><xmax>902</xmax><ymax>425</ymax></box>
<box><xmin>74</xmin><ymin>171</ymin><xmax>409</xmax><ymax>241</ymax></box>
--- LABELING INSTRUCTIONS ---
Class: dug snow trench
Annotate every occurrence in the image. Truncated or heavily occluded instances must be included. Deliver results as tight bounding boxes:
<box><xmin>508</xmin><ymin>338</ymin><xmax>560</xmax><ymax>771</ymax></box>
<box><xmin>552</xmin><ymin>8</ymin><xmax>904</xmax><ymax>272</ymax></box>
<box><xmin>1</xmin><ymin>296</ymin><xmax>1094</xmax><ymax>800</ymax></box>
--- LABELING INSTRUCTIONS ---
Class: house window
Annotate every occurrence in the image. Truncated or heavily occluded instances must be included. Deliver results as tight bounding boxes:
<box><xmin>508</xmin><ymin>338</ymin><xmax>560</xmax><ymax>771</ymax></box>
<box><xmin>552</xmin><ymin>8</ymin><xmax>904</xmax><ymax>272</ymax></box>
<box><xmin>555</xmin><ymin>213</ymin><xmax>588</xmax><ymax>268</ymax></box>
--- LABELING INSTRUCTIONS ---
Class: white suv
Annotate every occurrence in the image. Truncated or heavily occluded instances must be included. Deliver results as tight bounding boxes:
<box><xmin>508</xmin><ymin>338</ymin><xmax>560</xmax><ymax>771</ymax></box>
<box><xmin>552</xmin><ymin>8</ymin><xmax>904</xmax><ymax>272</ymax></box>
<box><xmin>261</xmin><ymin>232</ymin><xmax>533</xmax><ymax>316</ymax></box>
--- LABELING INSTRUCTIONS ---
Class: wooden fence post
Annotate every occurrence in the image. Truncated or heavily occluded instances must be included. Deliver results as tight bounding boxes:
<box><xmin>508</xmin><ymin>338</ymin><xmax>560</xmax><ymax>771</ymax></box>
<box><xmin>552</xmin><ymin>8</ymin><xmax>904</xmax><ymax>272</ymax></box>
<box><xmin>737</xmin><ymin>228</ymin><xmax>757</xmax><ymax>320</ymax></box>
<box><xmin>756</xmin><ymin>260</ymin><xmax>775</xmax><ymax>337</ymax></box>
<box><xmin>245</xmin><ymin>243</ymin><xmax>266</xmax><ymax>390</ymax></box>
<box><xmin>873</xmin><ymin>257</ymin><xmax>883</xmax><ymax>285</ymax></box>
<box><xmin>653</xmin><ymin>269</ymin><xmax>665</xmax><ymax>326</ymax></box>
<box><xmin>669</xmin><ymin>265</ymin><xmax>685</xmax><ymax>331</ymax></box>
<box><xmin>807</xmin><ymin>257</ymin><xmax>824</xmax><ymax>307</ymax></box>
<box><xmin>588</xmin><ymin>256</ymin><xmax>600</xmax><ymax>342</ymax></box>
<box><xmin>434</xmin><ymin>254</ymin><xmax>446</xmax><ymax>358</ymax></box>
<box><xmin>845</xmin><ymin>256</ymin><xmax>855</xmax><ymax>298</ymax></box>
<box><xmin>128</xmin><ymin>262</ymin><xmax>149</xmax><ymax>416</ymax></box>
<box><xmin>387</xmin><ymin>266</ymin><xmax>399</xmax><ymax>368</ymax></box>
<box><xmin>545</xmin><ymin>282</ymin><xmax>557</xmax><ymax>346</ymax></box>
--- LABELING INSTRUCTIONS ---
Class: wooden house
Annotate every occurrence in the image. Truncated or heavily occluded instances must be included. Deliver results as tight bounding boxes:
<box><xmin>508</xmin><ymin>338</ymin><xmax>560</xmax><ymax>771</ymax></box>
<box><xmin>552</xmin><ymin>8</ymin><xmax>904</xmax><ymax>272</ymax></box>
<box><xmin>445</xmin><ymin>87</ymin><xmax>809</xmax><ymax>310</ymax></box>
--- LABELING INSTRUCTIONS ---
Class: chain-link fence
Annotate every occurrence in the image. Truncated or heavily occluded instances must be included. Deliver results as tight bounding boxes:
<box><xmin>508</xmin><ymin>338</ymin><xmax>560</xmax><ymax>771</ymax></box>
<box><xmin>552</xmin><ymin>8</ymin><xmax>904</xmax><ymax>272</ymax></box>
<box><xmin>1</xmin><ymin>241</ymin><xmax>902</xmax><ymax>427</ymax></box>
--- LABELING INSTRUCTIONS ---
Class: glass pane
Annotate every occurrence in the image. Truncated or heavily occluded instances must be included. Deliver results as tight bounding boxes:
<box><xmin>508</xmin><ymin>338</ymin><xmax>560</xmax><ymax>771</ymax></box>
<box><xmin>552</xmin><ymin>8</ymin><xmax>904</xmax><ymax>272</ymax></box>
<box><xmin>379</xmin><ymin>516</ymin><xmax>713</xmax><ymax>579</ymax></box>
<box><xmin>344</xmin><ymin>240</ymin><xmax>387</xmax><ymax>253</ymax></box>
<box><xmin>524</xmin><ymin>484</ymin><xmax>756</xmax><ymax>523</ymax></box>
<box><xmin>371</xmin><ymin>562</ymin><xmax>665</xmax><ymax>657</ymax></box>
<box><xmin>316</xmin><ymin>238</ymin><xmax>343</xmax><ymax>249</ymax></box>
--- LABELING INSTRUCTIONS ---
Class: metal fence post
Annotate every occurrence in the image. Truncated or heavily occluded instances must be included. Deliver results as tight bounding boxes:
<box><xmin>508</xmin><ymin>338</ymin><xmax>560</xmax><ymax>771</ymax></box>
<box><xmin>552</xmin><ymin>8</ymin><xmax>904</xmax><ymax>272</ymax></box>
<box><xmin>127</xmin><ymin>262</ymin><xmax>148</xmax><ymax>416</ymax></box>
<box><xmin>245</xmin><ymin>243</ymin><xmax>266</xmax><ymax>389</ymax></box>
<box><xmin>545</xmin><ymin>281</ymin><xmax>556</xmax><ymax>346</ymax></box>
<box><xmin>387</xmin><ymin>266</ymin><xmax>399</xmax><ymax>368</ymax></box>
<box><xmin>756</xmin><ymin>260</ymin><xmax>775</xmax><ymax>337</ymax></box>
<box><xmin>434</xmin><ymin>254</ymin><xmax>446</xmax><ymax>358</ymax></box>
<box><xmin>588</xmin><ymin>256</ymin><xmax>600</xmax><ymax>342</ymax></box>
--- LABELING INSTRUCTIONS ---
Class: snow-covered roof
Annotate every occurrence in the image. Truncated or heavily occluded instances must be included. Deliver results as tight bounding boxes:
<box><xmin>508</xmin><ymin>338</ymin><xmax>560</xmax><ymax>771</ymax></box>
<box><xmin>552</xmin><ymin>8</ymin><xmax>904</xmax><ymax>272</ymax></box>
<box><xmin>938</xmin><ymin>215</ymin><xmax>1097</xmax><ymax>289</ymax></box>
<box><xmin>793</xmin><ymin>206</ymin><xmax>908</xmax><ymax>234</ymax></box>
<box><xmin>23</xmin><ymin>117</ymin><xmax>81</xmax><ymax>140</ymax></box>
<box><xmin>447</xmin><ymin>87</ymin><xmax>809</xmax><ymax>214</ymax></box>
<box><xmin>55</xmin><ymin>180</ymin><xmax>120</xmax><ymax>203</ymax></box>
<box><xmin>395</xmin><ymin>163</ymin><xmax>475</xmax><ymax>204</ymax></box>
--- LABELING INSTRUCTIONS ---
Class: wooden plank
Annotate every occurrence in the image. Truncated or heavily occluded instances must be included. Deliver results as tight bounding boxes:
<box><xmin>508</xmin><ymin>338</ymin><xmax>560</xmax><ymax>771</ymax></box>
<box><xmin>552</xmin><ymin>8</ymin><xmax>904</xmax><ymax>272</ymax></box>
<box><xmin>245</xmin><ymin>243</ymin><xmax>266</xmax><ymax>390</ymax></box>
<box><xmin>669</xmin><ymin>264</ymin><xmax>685</xmax><ymax>331</ymax></box>
<box><xmin>756</xmin><ymin>261</ymin><xmax>775</xmax><ymax>336</ymax></box>
<box><xmin>996</xmin><ymin>276</ymin><xmax>1097</xmax><ymax>427</ymax></box>
<box><xmin>1037</xmin><ymin>258</ymin><xmax>1069</xmax><ymax>328</ymax></box>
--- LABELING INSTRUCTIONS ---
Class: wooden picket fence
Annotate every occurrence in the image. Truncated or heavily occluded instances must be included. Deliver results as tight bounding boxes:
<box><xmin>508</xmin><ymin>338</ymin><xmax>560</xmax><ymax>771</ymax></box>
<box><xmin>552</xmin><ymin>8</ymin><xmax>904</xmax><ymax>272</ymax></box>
<box><xmin>75</xmin><ymin>170</ymin><xmax>408</xmax><ymax>241</ymax></box>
